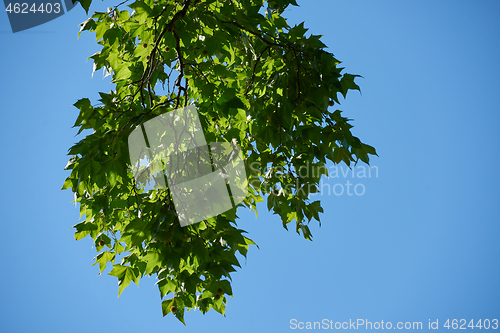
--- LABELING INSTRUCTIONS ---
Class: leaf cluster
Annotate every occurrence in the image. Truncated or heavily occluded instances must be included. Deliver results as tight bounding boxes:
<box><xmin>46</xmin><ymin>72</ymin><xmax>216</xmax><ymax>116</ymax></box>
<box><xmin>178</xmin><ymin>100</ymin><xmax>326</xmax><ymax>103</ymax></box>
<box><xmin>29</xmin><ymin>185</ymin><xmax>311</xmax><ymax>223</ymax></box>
<box><xmin>64</xmin><ymin>0</ymin><xmax>377</xmax><ymax>322</ymax></box>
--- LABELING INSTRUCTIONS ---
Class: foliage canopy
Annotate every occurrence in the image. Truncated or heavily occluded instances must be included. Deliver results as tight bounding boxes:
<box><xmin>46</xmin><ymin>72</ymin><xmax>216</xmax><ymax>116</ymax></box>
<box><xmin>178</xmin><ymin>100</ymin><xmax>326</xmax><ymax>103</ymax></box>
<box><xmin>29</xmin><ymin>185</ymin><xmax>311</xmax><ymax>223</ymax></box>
<box><xmin>63</xmin><ymin>0</ymin><xmax>377</xmax><ymax>323</ymax></box>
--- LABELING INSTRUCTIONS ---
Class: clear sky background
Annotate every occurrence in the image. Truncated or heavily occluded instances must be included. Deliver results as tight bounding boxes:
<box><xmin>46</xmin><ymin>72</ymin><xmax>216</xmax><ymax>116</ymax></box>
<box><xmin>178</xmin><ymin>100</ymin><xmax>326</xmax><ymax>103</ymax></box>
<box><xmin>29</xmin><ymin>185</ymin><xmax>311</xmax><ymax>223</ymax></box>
<box><xmin>1</xmin><ymin>1</ymin><xmax>499</xmax><ymax>332</ymax></box>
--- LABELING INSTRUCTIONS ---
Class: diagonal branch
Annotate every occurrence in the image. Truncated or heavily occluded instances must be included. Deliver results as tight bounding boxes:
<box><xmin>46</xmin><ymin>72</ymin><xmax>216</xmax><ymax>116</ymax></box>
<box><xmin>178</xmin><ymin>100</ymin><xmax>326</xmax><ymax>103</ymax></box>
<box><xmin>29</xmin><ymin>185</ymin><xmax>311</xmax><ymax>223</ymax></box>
<box><xmin>142</xmin><ymin>0</ymin><xmax>193</xmax><ymax>85</ymax></box>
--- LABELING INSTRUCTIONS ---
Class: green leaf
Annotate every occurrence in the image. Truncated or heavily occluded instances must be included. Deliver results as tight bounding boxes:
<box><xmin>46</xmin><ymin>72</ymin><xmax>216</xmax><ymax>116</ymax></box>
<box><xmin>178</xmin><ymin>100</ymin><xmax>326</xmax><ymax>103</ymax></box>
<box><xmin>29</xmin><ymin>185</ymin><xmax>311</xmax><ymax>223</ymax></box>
<box><xmin>78</xmin><ymin>18</ymin><xmax>96</xmax><ymax>37</ymax></box>
<box><xmin>108</xmin><ymin>169</ymin><xmax>117</xmax><ymax>187</ymax></box>
<box><xmin>340</xmin><ymin>73</ymin><xmax>361</xmax><ymax>98</ymax></box>
<box><xmin>161</xmin><ymin>298</ymin><xmax>186</xmax><ymax>324</ymax></box>
<box><xmin>108</xmin><ymin>265</ymin><xmax>139</xmax><ymax>297</ymax></box>
<box><xmin>143</xmin><ymin>251</ymin><xmax>161</xmax><ymax>275</ymax></box>
<box><xmin>61</xmin><ymin>178</ymin><xmax>73</xmax><ymax>190</ymax></box>
<box><xmin>93</xmin><ymin>251</ymin><xmax>115</xmax><ymax>274</ymax></box>
<box><xmin>64</xmin><ymin>156</ymin><xmax>79</xmax><ymax>170</ymax></box>
<box><xmin>73</xmin><ymin>0</ymin><xmax>92</xmax><ymax>14</ymax></box>
<box><xmin>72</xmin><ymin>221</ymin><xmax>98</xmax><ymax>241</ymax></box>
<box><xmin>128</xmin><ymin>0</ymin><xmax>152</xmax><ymax>22</ymax></box>
<box><xmin>157</xmin><ymin>278</ymin><xmax>176</xmax><ymax>298</ymax></box>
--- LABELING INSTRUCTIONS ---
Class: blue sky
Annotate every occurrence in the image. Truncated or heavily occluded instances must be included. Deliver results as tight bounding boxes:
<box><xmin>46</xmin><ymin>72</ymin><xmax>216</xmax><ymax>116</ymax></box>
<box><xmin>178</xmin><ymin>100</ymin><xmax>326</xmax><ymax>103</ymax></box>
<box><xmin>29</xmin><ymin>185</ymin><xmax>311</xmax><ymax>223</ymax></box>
<box><xmin>1</xmin><ymin>0</ymin><xmax>499</xmax><ymax>332</ymax></box>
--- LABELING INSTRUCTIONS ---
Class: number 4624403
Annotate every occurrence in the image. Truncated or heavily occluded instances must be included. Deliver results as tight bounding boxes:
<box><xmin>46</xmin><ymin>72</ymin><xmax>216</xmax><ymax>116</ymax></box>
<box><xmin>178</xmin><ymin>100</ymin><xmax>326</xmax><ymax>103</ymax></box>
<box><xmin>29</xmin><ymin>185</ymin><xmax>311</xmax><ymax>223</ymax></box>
<box><xmin>5</xmin><ymin>3</ymin><xmax>61</xmax><ymax>14</ymax></box>
<box><xmin>444</xmin><ymin>319</ymin><xmax>499</xmax><ymax>330</ymax></box>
